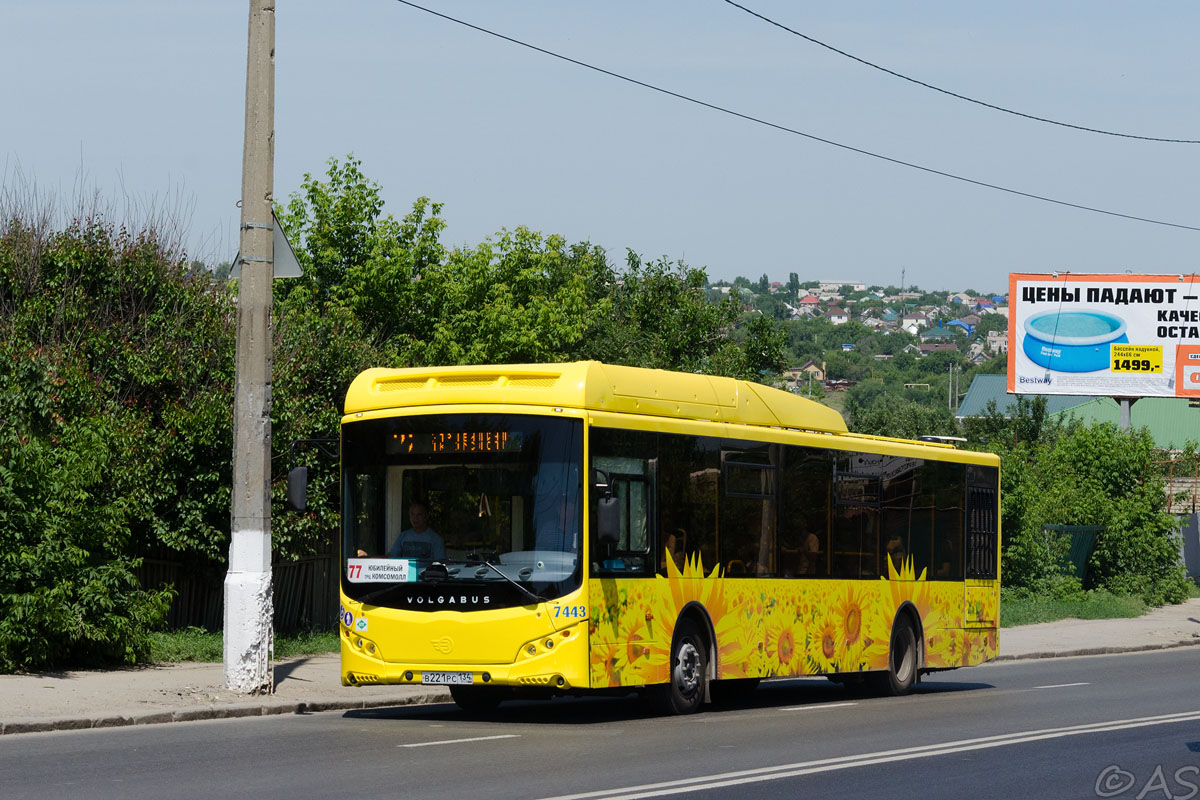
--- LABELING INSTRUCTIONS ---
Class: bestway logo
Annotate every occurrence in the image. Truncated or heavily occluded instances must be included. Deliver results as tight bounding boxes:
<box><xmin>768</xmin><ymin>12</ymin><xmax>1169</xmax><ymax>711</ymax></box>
<box><xmin>1018</xmin><ymin>375</ymin><xmax>1053</xmax><ymax>385</ymax></box>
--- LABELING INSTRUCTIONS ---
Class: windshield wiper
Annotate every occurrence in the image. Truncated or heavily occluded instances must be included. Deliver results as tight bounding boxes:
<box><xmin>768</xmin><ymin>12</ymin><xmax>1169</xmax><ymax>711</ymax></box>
<box><xmin>469</xmin><ymin>558</ymin><xmax>545</xmax><ymax>605</ymax></box>
<box><xmin>357</xmin><ymin>581</ymin><xmax>406</xmax><ymax>606</ymax></box>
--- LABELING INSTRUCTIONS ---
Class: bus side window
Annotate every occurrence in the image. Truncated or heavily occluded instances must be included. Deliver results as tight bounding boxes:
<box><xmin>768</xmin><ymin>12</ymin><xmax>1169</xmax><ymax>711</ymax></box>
<box><xmin>720</xmin><ymin>444</ymin><xmax>778</xmax><ymax>577</ymax></box>
<box><xmin>881</xmin><ymin>461</ymin><xmax>927</xmax><ymax>577</ymax></box>
<box><xmin>659</xmin><ymin>434</ymin><xmax>719</xmax><ymax>576</ymax></box>
<box><xmin>932</xmin><ymin>462</ymin><xmax>965</xmax><ymax>580</ymax></box>
<box><xmin>780</xmin><ymin>446</ymin><xmax>832</xmax><ymax>578</ymax></box>
<box><xmin>590</xmin><ymin>428</ymin><xmax>655</xmax><ymax>576</ymax></box>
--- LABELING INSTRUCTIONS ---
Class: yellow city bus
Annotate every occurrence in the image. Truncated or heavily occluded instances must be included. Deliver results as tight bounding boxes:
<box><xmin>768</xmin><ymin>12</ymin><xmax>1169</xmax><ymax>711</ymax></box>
<box><xmin>326</xmin><ymin>361</ymin><xmax>1000</xmax><ymax>714</ymax></box>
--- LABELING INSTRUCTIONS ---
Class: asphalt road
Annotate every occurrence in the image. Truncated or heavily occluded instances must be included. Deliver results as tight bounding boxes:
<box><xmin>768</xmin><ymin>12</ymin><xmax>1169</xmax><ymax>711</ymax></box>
<box><xmin>3</xmin><ymin>649</ymin><xmax>1199</xmax><ymax>800</ymax></box>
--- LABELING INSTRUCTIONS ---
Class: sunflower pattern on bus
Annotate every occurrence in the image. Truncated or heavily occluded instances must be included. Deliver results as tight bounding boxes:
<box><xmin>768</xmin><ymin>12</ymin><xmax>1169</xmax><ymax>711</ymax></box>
<box><xmin>588</xmin><ymin>552</ymin><xmax>998</xmax><ymax>688</ymax></box>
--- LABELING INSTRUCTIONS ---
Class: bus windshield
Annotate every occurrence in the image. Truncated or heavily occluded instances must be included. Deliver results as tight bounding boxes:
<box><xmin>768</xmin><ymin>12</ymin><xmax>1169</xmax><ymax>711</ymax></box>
<box><xmin>340</xmin><ymin>413</ymin><xmax>583</xmax><ymax>609</ymax></box>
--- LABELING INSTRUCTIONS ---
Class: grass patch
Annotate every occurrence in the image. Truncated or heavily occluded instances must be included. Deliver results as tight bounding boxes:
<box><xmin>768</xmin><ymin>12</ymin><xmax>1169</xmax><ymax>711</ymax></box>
<box><xmin>277</xmin><ymin>631</ymin><xmax>339</xmax><ymax>659</ymax></box>
<box><xmin>1001</xmin><ymin>590</ymin><xmax>1148</xmax><ymax>628</ymax></box>
<box><xmin>149</xmin><ymin>628</ymin><xmax>338</xmax><ymax>663</ymax></box>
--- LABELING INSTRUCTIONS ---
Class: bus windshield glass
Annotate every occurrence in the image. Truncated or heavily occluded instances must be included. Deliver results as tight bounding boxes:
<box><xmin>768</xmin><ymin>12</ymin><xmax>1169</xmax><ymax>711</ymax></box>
<box><xmin>340</xmin><ymin>413</ymin><xmax>583</xmax><ymax>609</ymax></box>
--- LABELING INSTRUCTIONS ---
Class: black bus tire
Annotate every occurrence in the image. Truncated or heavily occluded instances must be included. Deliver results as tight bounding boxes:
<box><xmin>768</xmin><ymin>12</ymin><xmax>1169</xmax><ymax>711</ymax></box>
<box><xmin>652</xmin><ymin>618</ymin><xmax>708</xmax><ymax>715</ymax></box>
<box><xmin>871</xmin><ymin>616</ymin><xmax>919</xmax><ymax>696</ymax></box>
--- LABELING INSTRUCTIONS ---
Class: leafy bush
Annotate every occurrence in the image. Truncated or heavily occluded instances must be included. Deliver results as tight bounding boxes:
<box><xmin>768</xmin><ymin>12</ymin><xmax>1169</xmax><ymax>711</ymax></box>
<box><xmin>972</xmin><ymin>405</ymin><xmax>1191</xmax><ymax>607</ymax></box>
<box><xmin>0</xmin><ymin>215</ymin><xmax>226</xmax><ymax>670</ymax></box>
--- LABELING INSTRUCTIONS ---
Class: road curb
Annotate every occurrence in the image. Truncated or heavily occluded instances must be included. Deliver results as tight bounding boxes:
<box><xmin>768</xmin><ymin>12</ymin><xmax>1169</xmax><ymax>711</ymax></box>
<box><xmin>0</xmin><ymin>690</ymin><xmax>453</xmax><ymax>737</ymax></box>
<box><xmin>994</xmin><ymin>638</ymin><xmax>1200</xmax><ymax>662</ymax></box>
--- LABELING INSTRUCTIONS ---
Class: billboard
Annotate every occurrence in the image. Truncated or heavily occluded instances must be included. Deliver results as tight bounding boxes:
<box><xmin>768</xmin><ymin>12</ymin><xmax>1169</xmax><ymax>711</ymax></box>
<box><xmin>1008</xmin><ymin>273</ymin><xmax>1200</xmax><ymax>398</ymax></box>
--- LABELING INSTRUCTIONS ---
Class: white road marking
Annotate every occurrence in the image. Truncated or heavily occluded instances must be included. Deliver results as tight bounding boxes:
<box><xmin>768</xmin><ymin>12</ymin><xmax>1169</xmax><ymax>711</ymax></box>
<box><xmin>538</xmin><ymin>710</ymin><xmax>1200</xmax><ymax>800</ymax></box>
<box><xmin>778</xmin><ymin>702</ymin><xmax>859</xmax><ymax>712</ymax></box>
<box><xmin>400</xmin><ymin>734</ymin><xmax>520</xmax><ymax>748</ymax></box>
<box><xmin>1033</xmin><ymin>682</ymin><xmax>1090</xmax><ymax>690</ymax></box>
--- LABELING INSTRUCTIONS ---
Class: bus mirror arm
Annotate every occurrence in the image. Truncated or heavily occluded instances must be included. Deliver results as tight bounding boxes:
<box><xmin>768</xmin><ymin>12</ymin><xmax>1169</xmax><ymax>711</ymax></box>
<box><xmin>592</xmin><ymin>468</ymin><xmax>612</xmax><ymax>495</ymax></box>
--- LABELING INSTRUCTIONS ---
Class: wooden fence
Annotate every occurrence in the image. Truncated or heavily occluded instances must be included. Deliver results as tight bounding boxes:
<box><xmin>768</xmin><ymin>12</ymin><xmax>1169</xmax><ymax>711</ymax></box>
<box><xmin>138</xmin><ymin>555</ymin><xmax>340</xmax><ymax>633</ymax></box>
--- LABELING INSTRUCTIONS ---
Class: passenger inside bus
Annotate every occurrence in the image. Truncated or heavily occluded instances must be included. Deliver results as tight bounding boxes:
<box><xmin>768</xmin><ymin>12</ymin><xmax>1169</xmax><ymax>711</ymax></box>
<box><xmin>661</xmin><ymin>510</ymin><xmax>687</xmax><ymax>572</ymax></box>
<box><xmin>885</xmin><ymin>533</ymin><xmax>907</xmax><ymax>573</ymax></box>
<box><xmin>796</xmin><ymin>526</ymin><xmax>822</xmax><ymax>576</ymax></box>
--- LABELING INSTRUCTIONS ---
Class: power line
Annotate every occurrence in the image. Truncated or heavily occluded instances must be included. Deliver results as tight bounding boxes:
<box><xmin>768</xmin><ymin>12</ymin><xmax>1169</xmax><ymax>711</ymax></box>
<box><xmin>723</xmin><ymin>0</ymin><xmax>1200</xmax><ymax>145</ymax></box>
<box><xmin>390</xmin><ymin>0</ymin><xmax>1200</xmax><ymax>233</ymax></box>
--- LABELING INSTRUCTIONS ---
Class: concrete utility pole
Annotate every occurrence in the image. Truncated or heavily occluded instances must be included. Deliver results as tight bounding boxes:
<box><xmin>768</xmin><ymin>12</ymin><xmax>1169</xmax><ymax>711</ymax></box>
<box><xmin>225</xmin><ymin>0</ymin><xmax>276</xmax><ymax>694</ymax></box>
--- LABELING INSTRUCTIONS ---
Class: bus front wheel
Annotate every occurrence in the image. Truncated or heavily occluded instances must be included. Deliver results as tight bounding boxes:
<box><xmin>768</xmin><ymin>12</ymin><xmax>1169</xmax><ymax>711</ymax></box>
<box><xmin>652</xmin><ymin>618</ymin><xmax>708</xmax><ymax>715</ymax></box>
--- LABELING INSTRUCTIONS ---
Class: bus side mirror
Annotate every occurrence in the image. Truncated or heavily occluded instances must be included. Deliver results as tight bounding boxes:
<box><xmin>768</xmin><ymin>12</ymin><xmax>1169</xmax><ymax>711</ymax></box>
<box><xmin>286</xmin><ymin>466</ymin><xmax>308</xmax><ymax>512</ymax></box>
<box><xmin>597</xmin><ymin>496</ymin><xmax>620</xmax><ymax>545</ymax></box>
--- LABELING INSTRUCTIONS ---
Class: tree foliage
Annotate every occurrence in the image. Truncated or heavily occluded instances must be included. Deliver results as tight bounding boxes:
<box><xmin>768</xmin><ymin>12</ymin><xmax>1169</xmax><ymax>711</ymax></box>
<box><xmin>966</xmin><ymin>403</ymin><xmax>1189</xmax><ymax>605</ymax></box>
<box><xmin>0</xmin><ymin>215</ymin><xmax>231</xmax><ymax>670</ymax></box>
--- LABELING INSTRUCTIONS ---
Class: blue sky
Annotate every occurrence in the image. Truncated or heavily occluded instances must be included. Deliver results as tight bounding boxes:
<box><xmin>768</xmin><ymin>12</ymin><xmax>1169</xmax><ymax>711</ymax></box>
<box><xmin>4</xmin><ymin>1</ymin><xmax>1197</xmax><ymax>292</ymax></box>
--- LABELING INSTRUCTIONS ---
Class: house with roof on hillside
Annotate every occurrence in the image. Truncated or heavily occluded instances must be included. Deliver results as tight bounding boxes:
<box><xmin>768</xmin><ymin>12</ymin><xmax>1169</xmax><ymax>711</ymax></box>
<box><xmin>955</xmin><ymin>376</ymin><xmax>1200</xmax><ymax>450</ymax></box>
<box><xmin>819</xmin><ymin>280</ymin><xmax>866</xmax><ymax>293</ymax></box>
<box><xmin>946</xmin><ymin>319</ymin><xmax>974</xmax><ymax>335</ymax></box>
<box><xmin>1053</xmin><ymin>397</ymin><xmax>1200</xmax><ymax>451</ymax></box>
<box><xmin>900</xmin><ymin>311</ymin><xmax>926</xmax><ymax>335</ymax></box>
<box><xmin>919</xmin><ymin>328</ymin><xmax>959</xmax><ymax>343</ymax></box>
<box><xmin>955</xmin><ymin>374</ymin><xmax>1096</xmax><ymax>421</ymax></box>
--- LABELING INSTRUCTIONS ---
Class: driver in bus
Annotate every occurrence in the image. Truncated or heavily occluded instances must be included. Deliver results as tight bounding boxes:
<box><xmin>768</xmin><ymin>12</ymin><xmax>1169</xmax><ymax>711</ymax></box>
<box><xmin>386</xmin><ymin>500</ymin><xmax>446</xmax><ymax>561</ymax></box>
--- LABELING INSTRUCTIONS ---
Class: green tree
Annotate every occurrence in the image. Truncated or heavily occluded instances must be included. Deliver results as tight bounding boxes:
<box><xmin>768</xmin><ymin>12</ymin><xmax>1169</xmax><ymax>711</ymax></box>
<box><xmin>584</xmin><ymin>254</ymin><xmax>734</xmax><ymax>374</ymax></box>
<box><xmin>975</xmin><ymin>313</ymin><xmax>1008</xmax><ymax>338</ymax></box>
<box><xmin>847</xmin><ymin>397</ymin><xmax>956</xmax><ymax>439</ymax></box>
<box><xmin>414</xmin><ymin>228</ymin><xmax>611</xmax><ymax>366</ymax></box>
<box><xmin>967</xmin><ymin>404</ymin><xmax>1189</xmax><ymax>604</ymax></box>
<box><xmin>751</xmin><ymin>291</ymin><xmax>790</xmax><ymax>321</ymax></box>
<box><xmin>0</xmin><ymin>214</ymin><xmax>231</xmax><ymax>670</ymax></box>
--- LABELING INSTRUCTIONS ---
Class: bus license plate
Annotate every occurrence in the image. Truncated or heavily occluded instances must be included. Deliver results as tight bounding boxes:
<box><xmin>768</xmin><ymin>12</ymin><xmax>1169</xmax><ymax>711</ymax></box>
<box><xmin>422</xmin><ymin>671</ymin><xmax>473</xmax><ymax>685</ymax></box>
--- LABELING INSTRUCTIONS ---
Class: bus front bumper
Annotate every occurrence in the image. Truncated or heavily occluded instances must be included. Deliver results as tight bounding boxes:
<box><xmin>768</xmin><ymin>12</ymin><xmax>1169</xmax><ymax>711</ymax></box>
<box><xmin>340</xmin><ymin>619</ymin><xmax>590</xmax><ymax>691</ymax></box>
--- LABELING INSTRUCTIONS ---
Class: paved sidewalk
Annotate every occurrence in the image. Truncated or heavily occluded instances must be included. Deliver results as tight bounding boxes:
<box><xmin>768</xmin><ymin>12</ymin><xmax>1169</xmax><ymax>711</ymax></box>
<box><xmin>993</xmin><ymin>596</ymin><xmax>1200</xmax><ymax>660</ymax></box>
<box><xmin>3</xmin><ymin>598</ymin><xmax>1199</xmax><ymax>736</ymax></box>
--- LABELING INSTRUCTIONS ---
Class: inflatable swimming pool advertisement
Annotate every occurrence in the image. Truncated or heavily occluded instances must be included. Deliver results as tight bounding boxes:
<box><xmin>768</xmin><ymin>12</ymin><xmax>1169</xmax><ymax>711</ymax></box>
<box><xmin>1008</xmin><ymin>273</ymin><xmax>1200</xmax><ymax>398</ymax></box>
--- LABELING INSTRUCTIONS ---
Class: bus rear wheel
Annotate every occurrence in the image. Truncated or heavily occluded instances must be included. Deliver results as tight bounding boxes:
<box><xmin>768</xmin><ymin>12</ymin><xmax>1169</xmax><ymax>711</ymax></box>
<box><xmin>869</xmin><ymin>616</ymin><xmax>919</xmax><ymax>696</ymax></box>
<box><xmin>652</xmin><ymin>618</ymin><xmax>708</xmax><ymax>715</ymax></box>
<box><xmin>450</xmin><ymin>685</ymin><xmax>506</xmax><ymax>713</ymax></box>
